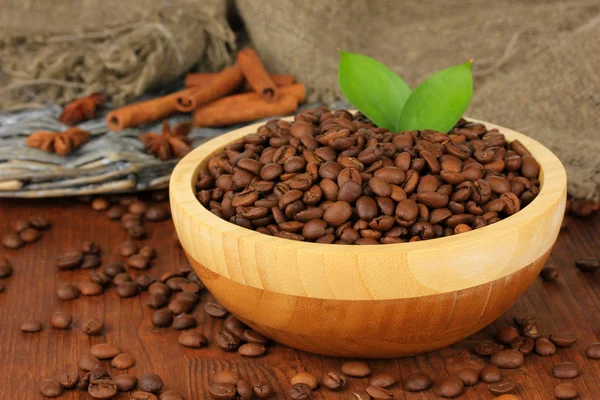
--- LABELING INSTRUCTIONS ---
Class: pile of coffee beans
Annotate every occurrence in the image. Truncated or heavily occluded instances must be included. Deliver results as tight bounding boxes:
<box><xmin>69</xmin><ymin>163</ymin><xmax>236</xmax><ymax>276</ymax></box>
<box><xmin>213</xmin><ymin>315</ymin><xmax>270</xmax><ymax>357</ymax></box>
<box><xmin>208</xmin><ymin>371</ymin><xmax>273</xmax><ymax>399</ymax></box>
<box><xmin>2</xmin><ymin>215</ymin><xmax>50</xmax><ymax>249</ymax></box>
<box><xmin>195</xmin><ymin>107</ymin><xmax>541</xmax><ymax>244</ymax></box>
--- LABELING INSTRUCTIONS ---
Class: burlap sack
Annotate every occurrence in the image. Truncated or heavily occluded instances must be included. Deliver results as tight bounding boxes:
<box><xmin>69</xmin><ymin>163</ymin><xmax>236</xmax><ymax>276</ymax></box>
<box><xmin>237</xmin><ymin>0</ymin><xmax>600</xmax><ymax>200</ymax></box>
<box><xmin>0</xmin><ymin>0</ymin><xmax>234</xmax><ymax>109</ymax></box>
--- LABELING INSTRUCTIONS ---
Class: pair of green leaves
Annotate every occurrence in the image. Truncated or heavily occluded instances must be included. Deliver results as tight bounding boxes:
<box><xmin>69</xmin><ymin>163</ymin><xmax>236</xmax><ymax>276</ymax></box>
<box><xmin>338</xmin><ymin>50</ymin><xmax>473</xmax><ymax>133</ymax></box>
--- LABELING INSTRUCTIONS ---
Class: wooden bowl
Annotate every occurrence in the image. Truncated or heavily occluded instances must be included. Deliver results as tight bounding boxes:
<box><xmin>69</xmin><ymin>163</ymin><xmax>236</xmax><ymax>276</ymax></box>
<box><xmin>170</xmin><ymin>118</ymin><xmax>567</xmax><ymax>358</ymax></box>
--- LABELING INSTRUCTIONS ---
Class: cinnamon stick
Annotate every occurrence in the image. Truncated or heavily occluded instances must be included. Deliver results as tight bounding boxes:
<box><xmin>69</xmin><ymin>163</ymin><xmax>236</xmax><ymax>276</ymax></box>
<box><xmin>185</xmin><ymin>73</ymin><xmax>295</xmax><ymax>90</ymax></box>
<box><xmin>175</xmin><ymin>65</ymin><xmax>244</xmax><ymax>113</ymax></box>
<box><xmin>193</xmin><ymin>94</ymin><xmax>299</xmax><ymax>127</ymax></box>
<box><xmin>106</xmin><ymin>88</ymin><xmax>194</xmax><ymax>131</ymax></box>
<box><xmin>236</xmin><ymin>48</ymin><xmax>277</xmax><ymax>100</ymax></box>
<box><xmin>193</xmin><ymin>84</ymin><xmax>306</xmax><ymax>110</ymax></box>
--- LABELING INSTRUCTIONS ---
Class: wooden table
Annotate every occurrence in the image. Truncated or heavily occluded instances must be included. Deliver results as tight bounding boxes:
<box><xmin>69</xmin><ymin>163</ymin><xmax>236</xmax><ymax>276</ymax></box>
<box><xmin>1</xmin><ymin>197</ymin><xmax>599</xmax><ymax>399</ymax></box>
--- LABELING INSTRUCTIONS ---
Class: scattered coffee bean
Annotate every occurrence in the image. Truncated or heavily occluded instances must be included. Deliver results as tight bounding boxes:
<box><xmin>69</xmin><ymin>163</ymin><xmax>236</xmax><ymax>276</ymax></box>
<box><xmin>138</xmin><ymin>373</ymin><xmax>163</xmax><ymax>394</ymax></box>
<box><xmin>489</xmin><ymin>380</ymin><xmax>517</xmax><ymax>395</ymax></box>
<box><xmin>341</xmin><ymin>361</ymin><xmax>371</xmax><ymax>377</ymax></box>
<box><xmin>216</xmin><ymin>330</ymin><xmax>241</xmax><ymax>351</ymax></box>
<box><xmin>39</xmin><ymin>378</ymin><xmax>63</xmax><ymax>398</ymax></box>
<box><xmin>0</xmin><ymin>256</ymin><xmax>13</xmax><ymax>278</ymax></box>
<box><xmin>78</xmin><ymin>355</ymin><xmax>102</xmax><ymax>371</ymax></box>
<box><xmin>552</xmin><ymin>362</ymin><xmax>580</xmax><ymax>379</ymax></box>
<box><xmin>2</xmin><ymin>232</ymin><xmax>24</xmax><ymax>249</ymax></box>
<box><xmin>129</xmin><ymin>200</ymin><xmax>148</xmax><ymax>215</ymax></box>
<box><xmin>57</xmin><ymin>371</ymin><xmax>79</xmax><ymax>389</ymax></box>
<box><xmin>88</xmin><ymin>379</ymin><xmax>118</xmax><ymax>400</ymax></box>
<box><xmin>208</xmin><ymin>382</ymin><xmax>236</xmax><ymax>399</ymax></box>
<box><xmin>213</xmin><ymin>371</ymin><xmax>239</xmax><ymax>385</ymax></box>
<box><xmin>146</xmin><ymin>293</ymin><xmax>169</xmax><ymax>309</ymax></box>
<box><xmin>49</xmin><ymin>311</ymin><xmax>72</xmax><ymax>329</ymax></box>
<box><xmin>81</xmin><ymin>254</ymin><xmax>102</xmax><ymax>269</ymax></box>
<box><xmin>238</xmin><ymin>342</ymin><xmax>267</xmax><ymax>357</ymax></box>
<box><xmin>13</xmin><ymin>218</ymin><xmax>30</xmax><ymax>232</ymax></box>
<box><xmin>223</xmin><ymin>316</ymin><xmax>246</xmax><ymax>338</ymax></box>
<box><xmin>29</xmin><ymin>215</ymin><xmax>50</xmax><ymax>230</ymax></box>
<box><xmin>497</xmin><ymin>326</ymin><xmax>520</xmax><ymax>344</ymax></box>
<box><xmin>56</xmin><ymin>249</ymin><xmax>83</xmax><ymax>270</ymax></box>
<box><xmin>145</xmin><ymin>205</ymin><xmax>170</xmax><ymax>221</ymax></box>
<box><xmin>168</xmin><ymin>299</ymin><xmax>194</xmax><ymax>315</ymax></box>
<box><xmin>82</xmin><ymin>318</ymin><xmax>104</xmax><ymax>335</ymax></box>
<box><xmin>149</xmin><ymin>282</ymin><xmax>172</xmax><ymax>297</ymax></box>
<box><xmin>205</xmin><ymin>302</ymin><xmax>229</xmax><ymax>318</ymax></box>
<box><xmin>366</xmin><ymin>385</ymin><xmax>393</xmax><ymax>399</ymax></box>
<box><xmin>103</xmin><ymin>261</ymin><xmax>125</xmax><ymax>277</ymax></box>
<box><xmin>437</xmin><ymin>376</ymin><xmax>464</xmax><ymax>398</ymax></box>
<box><xmin>514</xmin><ymin>316</ymin><xmax>540</xmax><ymax>338</ymax></box>
<box><xmin>20</xmin><ymin>319</ymin><xmax>43</xmax><ymax>332</ymax></box>
<box><xmin>575</xmin><ymin>257</ymin><xmax>599</xmax><ymax>272</ymax></box>
<box><xmin>480</xmin><ymin>365</ymin><xmax>502</xmax><ymax>383</ymax></box>
<box><xmin>90</xmin><ymin>366</ymin><xmax>111</xmax><ymax>381</ymax></box>
<box><xmin>323</xmin><ymin>372</ymin><xmax>347</xmax><ymax>391</ymax></box>
<box><xmin>540</xmin><ymin>263</ymin><xmax>559</xmax><ymax>281</ymax></box>
<box><xmin>77</xmin><ymin>372</ymin><xmax>90</xmax><ymax>390</ymax></box>
<box><xmin>131</xmin><ymin>391</ymin><xmax>158</xmax><ymax>400</ymax></box>
<box><xmin>20</xmin><ymin>227</ymin><xmax>41</xmax><ymax>243</ymax></box>
<box><xmin>457</xmin><ymin>367</ymin><xmax>479</xmax><ymax>386</ymax></box>
<box><xmin>152</xmin><ymin>309</ymin><xmax>174</xmax><ymax>327</ymax></box>
<box><xmin>160</xmin><ymin>270</ymin><xmax>185</xmax><ymax>282</ymax></box>
<box><xmin>172</xmin><ymin>314</ymin><xmax>197</xmax><ymax>330</ymax></box>
<box><xmin>368</xmin><ymin>373</ymin><xmax>395</xmax><ymax>388</ymax></box>
<box><xmin>290</xmin><ymin>372</ymin><xmax>318</xmax><ymax>390</ymax></box>
<box><xmin>139</xmin><ymin>245</ymin><xmax>157</xmax><ymax>259</ymax></box>
<box><xmin>106</xmin><ymin>205</ymin><xmax>126</xmax><ymax>220</ymax></box>
<box><xmin>549</xmin><ymin>333</ymin><xmax>577</xmax><ymax>348</ymax></box>
<box><xmin>586</xmin><ymin>342</ymin><xmax>600</xmax><ymax>359</ymax></box>
<box><xmin>405</xmin><ymin>371</ymin><xmax>433</xmax><ymax>391</ymax></box>
<box><xmin>57</xmin><ymin>282</ymin><xmax>81</xmax><ymax>300</ymax></box>
<box><xmin>491</xmin><ymin>349</ymin><xmax>525</xmax><ymax>369</ymax></box>
<box><xmin>166</xmin><ymin>276</ymin><xmax>188</xmax><ymax>291</ymax></box>
<box><xmin>554</xmin><ymin>383</ymin><xmax>578</xmax><ymax>399</ymax></box>
<box><xmin>352</xmin><ymin>391</ymin><xmax>371</xmax><ymax>400</ymax></box>
<box><xmin>178</xmin><ymin>331</ymin><xmax>208</xmax><ymax>348</ymax></box>
<box><xmin>128</xmin><ymin>254</ymin><xmax>150</xmax><ymax>269</ymax></box>
<box><xmin>160</xmin><ymin>390</ymin><xmax>185</xmax><ymax>400</ymax></box>
<box><xmin>120</xmin><ymin>240</ymin><xmax>139</xmax><ymax>257</ymax></box>
<box><xmin>180</xmin><ymin>282</ymin><xmax>201</xmax><ymax>293</ymax></box>
<box><xmin>128</xmin><ymin>225</ymin><xmax>147</xmax><ymax>239</ymax></box>
<box><xmin>236</xmin><ymin>380</ymin><xmax>253</xmax><ymax>400</ymax></box>
<box><xmin>534</xmin><ymin>337</ymin><xmax>556</xmax><ymax>356</ymax></box>
<box><xmin>78</xmin><ymin>281</ymin><xmax>104</xmax><ymax>296</ymax></box>
<box><xmin>91</xmin><ymin>343</ymin><xmax>121</xmax><ymax>359</ymax></box>
<box><xmin>136</xmin><ymin>274</ymin><xmax>157</xmax><ymax>290</ymax></box>
<box><xmin>111</xmin><ymin>352</ymin><xmax>135</xmax><ymax>369</ymax></box>
<box><xmin>513</xmin><ymin>336</ymin><xmax>535</xmax><ymax>355</ymax></box>
<box><xmin>82</xmin><ymin>240</ymin><xmax>101</xmax><ymax>255</ymax></box>
<box><xmin>475</xmin><ymin>340</ymin><xmax>504</xmax><ymax>356</ymax></box>
<box><xmin>288</xmin><ymin>383</ymin><xmax>311</xmax><ymax>400</ymax></box>
<box><xmin>91</xmin><ymin>198</ymin><xmax>110</xmax><ymax>211</ymax></box>
<box><xmin>114</xmin><ymin>374</ymin><xmax>138</xmax><ymax>391</ymax></box>
<box><xmin>116</xmin><ymin>281</ymin><xmax>139</xmax><ymax>298</ymax></box>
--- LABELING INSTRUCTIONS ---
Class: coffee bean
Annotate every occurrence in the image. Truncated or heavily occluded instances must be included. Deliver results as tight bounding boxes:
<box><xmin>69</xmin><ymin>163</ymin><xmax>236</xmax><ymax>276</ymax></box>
<box><xmin>511</xmin><ymin>336</ymin><xmax>534</xmax><ymax>355</ymax></box>
<box><xmin>489</xmin><ymin>380</ymin><xmax>517</xmax><ymax>395</ymax></box>
<box><xmin>0</xmin><ymin>256</ymin><xmax>13</xmax><ymax>278</ymax></box>
<box><xmin>235</xmin><ymin>380</ymin><xmax>253</xmax><ymax>400</ymax></box>
<box><xmin>114</xmin><ymin>374</ymin><xmax>138</xmax><ymax>391</ymax></box>
<box><xmin>116</xmin><ymin>281</ymin><xmax>139</xmax><ymax>298</ymax></box>
<box><xmin>82</xmin><ymin>318</ymin><xmax>104</xmax><ymax>335</ymax></box>
<box><xmin>540</xmin><ymin>263</ymin><xmax>559</xmax><ymax>281</ymax></box>
<box><xmin>575</xmin><ymin>257</ymin><xmax>599</xmax><ymax>272</ymax></box>
<box><xmin>323</xmin><ymin>372</ymin><xmax>347</xmax><ymax>391</ymax></box>
<box><xmin>368</xmin><ymin>373</ymin><xmax>395</xmax><ymax>388</ymax></box>
<box><xmin>213</xmin><ymin>371</ymin><xmax>239</xmax><ymax>385</ymax></box>
<box><xmin>178</xmin><ymin>331</ymin><xmax>208</xmax><ymax>348</ymax></box>
<box><xmin>56</xmin><ymin>282</ymin><xmax>81</xmax><ymax>300</ymax></box>
<box><xmin>514</xmin><ymin>316</ymin><xmax>540</xmax><ymax>338</ymax></box>
<box><xmin>149</xmin><ymin>282</ymin><xmax>172</xmax><ymax>297</ymax></box>
<box><xmin>110</xmin><ymin>352</ymin><xmax>135</xmax><ymax>369</ymax></box>
<box><xmin>551</xmin><ymin>362</ymin><xmax>580</xmax><ymax>379</ymax></box>
<box><xmin>56</xmin><ymin>249</ymin><xmax>83</xmax><ymax>270</ymax></box>
<box><xmin>289</xmin><ymin>383</ymin><xmax>311</xmax><ymax>400</ymax></box>
<box><xmin>166</xmin><ymin>276</ymin><xmax>188</xmax><ymax>291</ymax></box>
<box><xmin>106</xmin><ymin>205</ymin><xmax>126</xmax><ymax>220</ymax></box>
<box><xmin>131</xmin><ymin>391</ymin><xmax>159</xmax><ymax>400</ymax></box>
<box><xmin>78</xmin><ymin>355</ymin><xmax>102</xmax><ymax>371</ymax></box>
<box><xmin>402</xmin><ymin>371</ymin><xmax>432</xmax><ymax>392</ymax></box>
<box><xmin>113</xmin><ymin>273</ymin><xmax>132</xmax><ymax>285</ymax></box>
<box><xmin>78</xmin><ymin>281</ymin><xmax>104</xmax><ymax>296</ymax></box>
<box><xmin>91</xmin><ymin>343</ymin><xmax>121</xmax><ymax>359</ymax></box>
<box><xmin>480</xmin><ymin>365</ymin><xmax>502</xmax><ymax>383</ymax></box>
<box><xmin>352</xmin><ymin>391</ymin><xmax>371</xmax><ymax>400</ymax></box>
<box><xmin>534</xmin><ymin>337</ymin><xmax>556</xmax><ymax>356</ymax></box>
<box><xmin>554</xmin><ymin>383</ymin><xmax>578</xmax><ymax>399</ymax></box>
<box><xmin>128</xmin><ymin>200</ymin><xmax>148</xmax><ymax>215</ymax></box>
<box><xmin>2</xmin><ymin>232</ymin><xmax>24</xmax><ymax>249</ymax></box>
<box><xmin>549</xmin><ymin>333</ymin><xmax>577</xmax><ymax>348</ymax></box>
<box><xmin>49</xmin><ymin>311</ymin><xmax>72</xmax><ymax>329</ymax></box>
<box><xmin>92</xmin><ymin>198</ymin><xmax>110</xmax><ymax>211</ymax></box>
<box><xmin>365</xmin><ymin>385</ymin><xmax>392</xmax><ymax>399</ymax></box>
<box><xmin>81</xmin><ymin>254</ymin><xmax>101</xmax><ymax>269</ymax></box>
<box><xmin>103</xmin><ymin>261</ymin><xmax>125</xmax><ymax>277</ymax></box>
<box><xmin>160</xmin><ymin>390</ymin><xmax>185</xmax><ymax>400</ymax></box>
<box><xmin>491</xmin><ymin>349</ymin><xmax>524</xmax><ymax>369</ymax></box>
<box><xmin>88</xmin><ymin>379</ymin><xmax>118</xmax><ymax>400</ymax></box>
<box><xmin>152</xmin><ymin>309</ymin><xmax>173</xmax><ymax>327</ymax></box>
<box><xmin>586</xmin><ymin>342</ymin><xmax>600</xmax><ymax>359</ymax></box>
<box><xmin>139</xmin><ymin>373</ymin><xmax>163</xmax><ymax>394</ymax></box>
<box><xmin>146</xmin><ymin>293</ymin><xmax>169</xmax><ymax>309</ymax></box>
<box><xmin>78</xmin><ymin>372</ymin><xmax>91</xmax><ymax>390</ymax></box>
<box><xmin>40</xmin><ymin>378</ymin><xmax>63</xmax><ymax>398</ymax></box>
<box><xmin>323</xmin><ymin>201</ymin><xmax>353</xmax><ymax>227</ymax></box>
<box><xmin>205</xmin><ymin>302</ymin><xmax>229</xmax><ymax>318</ymax></box>
<box><xmin>90</xmin><ymin>366</ymin><xmax>111</xmax><ymax>381</ymax></box>
<box><xmin>19</xmin><ymin>227</ymin><xmax>41</xmax><ymax>243</ymax></box>
<box><xmin>172</xmin><ymin>314</ymin><xmax>197</xmax><ymax>330</ymax></box>
<box><xmin>136</xmin><ymin>274</ymin><xmax>157</xmax><ymax>290</ymax></box>
<box><xmin>242</xmin><ymin>329</ymin><xmax>269</xmax><ymax>345</ymax></box>
<box><xmin>20</xmin><ymin>319</ymin><xmax>42</xmax><ymax>333</ymax></box>
<box><xmin>58</xmin><ymin>371</ymin><xmax>79</xmax><ymax>389</ymax></box>
<box><xmin>474</xmin><ymin>340</ymin><xmax>504</xmax><ymax>356</ymax></box>
<box><xmin>216</xmin><ymin>330</ymin><xmax>241</xmax><ymax>351</ymax></box>
<box><xmin>290</xmin><ymin>372</ymin><xmax>318</xmax><ymax>390</ymax></box>
<box><xmin>497</xmin><ymin>327</ymin><xmax>520</xmax><ymax>344</ymax></box>
<box><xmin>457</xmin><ymin>367</ymin><xmax>479</xmax><ymax>386</ymax></box>
<box><xmin>145</xmin><ymin>205</ymin><xmax>169</xmax><ymax>221</ymax></box>
<box><xmin>437</xmin><ymin>376</ymin><xmax>464</xmax><ymax>398</ymax></box>
<box><xmin>180</xmin><ymin>282</ymin><xmax>201</xmax><ymax>293</ymax></box>
<box><xmin>128</xmin><ymin>225</ymin><xmax>147</xmax><ymax>239</ymax></box>
<box><xmin>209</xmin><ymin>382</ymin><xmax>236</xmax><ymax>399</ymax></box>
<box><xmin>127</xmin><ymin>254</ymin><xmax>150</xmax><ymax>269</ymax></box>
<box><xmin>341</xmin><ymin>361</ymin><xmax>371</xmax><ymax>377</ymax></box>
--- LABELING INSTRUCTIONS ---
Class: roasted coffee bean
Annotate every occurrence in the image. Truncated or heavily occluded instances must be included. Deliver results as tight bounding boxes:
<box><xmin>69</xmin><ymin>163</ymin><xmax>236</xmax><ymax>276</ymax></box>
<box><xmin>224</xmin><ymin>316</ymin><xmax>247</xmax><ymax>338</ymax></box>
<box><xmin>12</xmin><ymin>218</ymin><xmax>30</xmax><ymax>232</ymax></box>
<box><xmin>166</xmin><ymin>276</ymin><xmax>188</xmax><ymax>291</ymax></box>
<box><xmin>0</xmin><ymin>256</ymin><xmax>12</xmax><ymax>278</ymax></box>
<box><xmin>178</xmin><ymin>331</ymin><xmax>208</xmax><ymax>348</ymax></box>
<box><xmin>90</xmin><ymin>366</ymin><xmax>111</xmax><ymax>381</ymax></box>
<box><xmin>146</xmin><ymin>293</ymin><xmax>169</xmax><ymax>309</ymax></box>
<box><xmin>131</xmin><ymin>391</ymin><xmax>158</xmax><ymax>400</ymax></box>
<box><xmin>152</xmin><ymin>309</ymin><xmax>173</xmax><ymax>327</ymax></box>
<box><xmin>341</xmin><ymin>361</ymin><xmax>371</xmax><ymax>377</ymax></box>
<box><xmin>540</xmin><ymin>263</ymin><xmax>559</xmax><ymax>281</ymax></box>
<box><xmin>474</xmin><ymin>340</ymin><xmax>504</xmax><ymax>356</ymax></box>
<box><xmin>58</xmin><ymin>371</ymin><xmax>79</xmax><ymax>389</ymax></box>
<box><xmin>2</xmin><ymin>232</ymin><xmax>25</xmax><ymax>249</ymax></box>
<box><xmin>554</xmin><ymin>383</ymin><xmax>578</xmax><ymax>399</ymax></box>
<box><xmin>172</xmin><ymin>314</ymin><xmax>197</xmax><ymax>330</ymax></box>
<box><xmin>497</xmin><ymin>326</ymin><xmax>520</xmax><ymax>344</ymax></box>
<box><xmin>242</xmin><ymin>329</ymin><xmax>269</xmax><ymax>344</ymax></box>
<box><xmin>586</xmin><ymin>342</ymin><xmax>600</xmax><ymax>359</ymax></box>
<box><xmin>575</xmin><ymin>257</ymin><xmax>599</xmax><ymax>272</ymax></box>
<box><xmin>81</xmin><ymin>254</ymin><xmax>101</xmax><ymax>269</ymax></box>
<box><xmin>253</xmin><ymin>382</ymin><xmax>274</xmax><ymax>399</ymax></box>
<box><xmin>88</xmin><ymin>379</ymin><xmax>118</xmax><ymax>399</ymax></box>
<box><xmin>111</xmin><ymin>352</ymin><xmax>135</xmax><ymax>369</ymax></box>
<box><xmin>289</xmin><ymin>383</ymin><xmax>311</xmax><ymax>400</ymax></box>
<box><xmin>491</xmin><ymin>349</ymin><xmax>524</xmax><ymax>369</ymax></box>
<box><xmin>106</xmin><ymin>205</ymin><xmax>126</xmax><ymax>220</ymax></box>
<box><xmin>235</xmin><ymin>379</ymin><xmax>253</xmax><ymax>400</ymax></box>
<box><xmin>535</xmin><ymin>337</ymin><xmax>556</xmax><ymax>356</ymax></box>
<box><xmin>128</xmin><ymin>225</ymin><xmax>147</xmax><ymax>239</ymax></box>
<box><xmin>139</xmin><ymin>245</ymin><xmax>156</xmax><ymax>259</ymax></box>
<box><xmin>116</xmin><ymin>281</ymin><xmax>139</xmax><ymax>298</ymax></box>
<box><xmin>456</xmin><ymin>368</ymin><xmax>479</xmax><ymax>386</ymax></box>
<box><xmin>91</xmin><ymin>343</ymin><xmax>121</xmax><ymax>359</ymax></box>
<box><xmin>20</xmin><ymin>227</ymin><xmax>41</xmax><ymax>243</ymax></box>
<box><xmin>40</xmin><ymin>378</ymin><xmax>63</xmax><ymax>398</ymax></box>
<box><xmin>21</xmin><ymin>319</ymin><xmax>43</xmax><ymax>332</ymax></box>
<box><xmin>369</xmin><ymin>373</ymin><xmax>395</xmax><ymax>388</ymax></box>
<box><xmin>82</xmin><ymin>318</ymin><xmax>104</xmax><ymax>335</ymax></box>
<box><xmin>160</xmin><ymin>390</ymin><xmax>185</xmax><ymax>400</ymax></box>
<box><xmin>28</xmin><ymin>215</ymin><xmax>49</xmax><ymax>229</ymax></box>
<box><xmin>291</xmin><ymin>372</ymin><xmax>318</xmax><ymax>390</ymax></box>
<box><xmin>216</xmin><ymin>330</ymin><xmax>241</xmax><ymax>351</ymax></box>
<box><xmin>149</xmin><ymin>282</ymin><xmax>172</xmax><ymax>297</ymax></box>
<box><xmin>366</xmin><ymin>385</ymin><xmax>393</xmax><ymax>399</ymax></box>
<box><xmin>103</xmin><ymin>261</ymin><xmax>125</xmax><ymax>278</ymax></box>
<box><xmin>168</xmin><ymin>299</ymin><xmax>194</xmax><ymax>315</ymax></box>
<box><xmin>78</xmin><ymin>281</ymin><xmax>104</xmax><ymax>296</ymax></box>
<box><xmin>552</xmin><ymin>362</ymin><xmax>579</xmax><ymax>379</ymax></box>
<box><xmin>480</xmin><ymin>365</ymin><xmax>502</xmax><ymax>383</ymax></box>
<box><xmin>114</xmin><ymin>374</ymin><xmax>138</xmax><ymax>391</ymax></box>
<box><xmin>145</xmin><ymin>205</ymin><xmax>169</xmax><ymax>221</ymax></box>
<box><xmin>49</xmin><ymin>311</ymin><xmax>72</xmax><ymax>329</ymax></box>
<box><xmin>404</xmin><ymin>371</ymin><xmax>433</xmax><ymax>392</ymax></box>
<box><xmin>208</xmin><ymin>382</ymin><xmax>236</xmax><ymax>399</ymax></box>
<box><xmin>91</xmin><ymin>198</ymin><xmax>110</xmax><ymax>211</ymax></box>
<box><xmin>114</xmin><ymin>272</ymin><xmax>132</xmax><ymax>285</ymax></box>
<box><xmin>120</xmin><ymin>240</ymin><xmax>138</xmax><ymax>257</ymax></box>
<box><xmin>511</xmin><ymin>336</ymin><xmax>534</xmax><ymax>355</ymax></box>
<box><xmin>78</xmin><ymin>372</ymin><xmax>91</xmax><ymax>390</ymax></box>
<box><xmin>489</xmin><ymin>381</ymin><xmax>517</xmax><ymax>395</ymax></box>
<box><xmin>437</xmin><ymin>376</ymin><xmax>464</xmax><ymax>398</ymax></box>
<box><xmin>56</xmin><ymin>249</ymin><xmax>83</xmax><ymax>270</ymax></box>
<box><xmin>78</xmin><ymin>355</ymin><xmax>102</xmax><ymax>371</ymax></box>
<box><xmin>57</xmin><ymin>282</ymin><xmax>81</xmax><ymax>300</ymax></box>
<box><xmin>127</xmin><ymin>254</ymin><xmax>150</xmax><ymax>269</ymax></box>
<box><xmin>138</xmin><ymin>373</ymin><xmax>163</xmax><ymax>394</ymax></box>
<box><xmin>549</xmin><ymin>333</ymin><xmax>577</xmax><ymax>348</ymax></box>
<box><xmin>205</xmin><ymin>302</ymin><xmax>229</xmax><ymax>318</ymax></box>
<box><xmin>238</xmin><ymin>342</ymin><xmax>266</xmax><ymax>357</ymax></box>
<box><xmin>213</xmin><ymin>371</ymin><xmax>239</xmax><ymax>385</ymax></box>
<box><xmin>136</xmin><ymin>274</ymin><xmax>157</xmax><ymax>290</ymax></box>
<box><xmin>514</xmin><ymin>316</ymin><xmax>540</xmax><ymax>338</ymax></box>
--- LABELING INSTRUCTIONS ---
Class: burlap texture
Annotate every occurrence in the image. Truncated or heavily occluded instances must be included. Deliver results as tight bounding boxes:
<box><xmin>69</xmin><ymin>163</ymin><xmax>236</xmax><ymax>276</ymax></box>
<box><xmin>237</xmin><ymin>0</ymin><xmax>600</xmax><ymax>200</ymax></box>
<box><xmin>0</xmin><ymin>0</ymin><xmax>234</xmax><ymax>109</ymax></box>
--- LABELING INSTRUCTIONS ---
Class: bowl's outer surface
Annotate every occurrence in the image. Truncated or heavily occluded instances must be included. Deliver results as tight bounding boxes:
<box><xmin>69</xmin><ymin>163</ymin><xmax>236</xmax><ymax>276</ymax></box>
<box><xmin>170</xmin><ymin>118</ymin><xmax>567</xmax><ymax>358</ymax></box>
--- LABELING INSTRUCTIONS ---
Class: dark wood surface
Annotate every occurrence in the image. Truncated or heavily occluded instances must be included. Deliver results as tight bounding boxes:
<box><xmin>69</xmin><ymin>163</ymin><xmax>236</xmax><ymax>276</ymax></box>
<box><xmin>0</xmin><ymin>197</ymin><xmax>599</xmax><ymax>400</ymax></box>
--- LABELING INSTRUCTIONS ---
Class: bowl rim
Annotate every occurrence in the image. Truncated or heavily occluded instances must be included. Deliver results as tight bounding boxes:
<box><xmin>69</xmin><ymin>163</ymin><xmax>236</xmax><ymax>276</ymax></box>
<box><xmin>170</xmin><ymin>116</ymin><xmax>566</xmax><ymax>255</ymax></box>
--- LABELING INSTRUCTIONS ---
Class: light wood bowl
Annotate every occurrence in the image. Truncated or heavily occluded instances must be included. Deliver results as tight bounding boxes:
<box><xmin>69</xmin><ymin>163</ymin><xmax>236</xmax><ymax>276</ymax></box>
<box><xmin>170</xmin><ymin>118</ymin><xmax>567</xmax><ymax>358</ymax></box>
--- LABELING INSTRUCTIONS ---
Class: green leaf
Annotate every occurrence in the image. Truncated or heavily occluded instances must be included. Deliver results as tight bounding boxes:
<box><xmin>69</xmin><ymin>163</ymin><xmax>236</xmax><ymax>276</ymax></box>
<box><xmin>338</xmin><ymin>50</ymin><xmax>412</xmax><ymax>131</ymax></box>
<box><xmin>398</xmin><ymin>60</ymin><xmax>473</xmax><ymax>133</ymax></box>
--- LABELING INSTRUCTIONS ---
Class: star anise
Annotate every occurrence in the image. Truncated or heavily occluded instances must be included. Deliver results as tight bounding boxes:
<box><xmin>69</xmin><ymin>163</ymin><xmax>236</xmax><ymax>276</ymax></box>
<box><xmin>26</xmin><ymin>127</ymin><xmax>91</xmax><ymax>156</ymax></box>
<box><xmin>139</xmin><ymin>120</ymin><xmax>193</xmax><ymax>161</ymax></box>
<box><xmin>59</xmin><ymin>93</ymin><xmax>107</xmax><ymax>126</ymax></box>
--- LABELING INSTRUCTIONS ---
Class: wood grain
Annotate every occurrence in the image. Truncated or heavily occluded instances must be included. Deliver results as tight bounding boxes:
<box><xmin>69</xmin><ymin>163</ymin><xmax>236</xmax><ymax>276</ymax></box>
<box><xmin>0</xmin><ymin>198</ymin><xmax>599</xmax><ymax>399</ymax></box>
